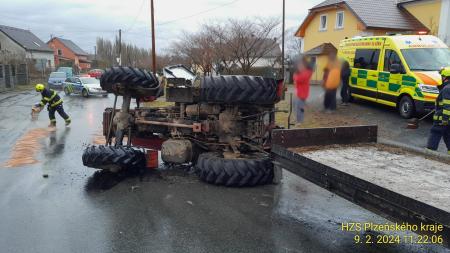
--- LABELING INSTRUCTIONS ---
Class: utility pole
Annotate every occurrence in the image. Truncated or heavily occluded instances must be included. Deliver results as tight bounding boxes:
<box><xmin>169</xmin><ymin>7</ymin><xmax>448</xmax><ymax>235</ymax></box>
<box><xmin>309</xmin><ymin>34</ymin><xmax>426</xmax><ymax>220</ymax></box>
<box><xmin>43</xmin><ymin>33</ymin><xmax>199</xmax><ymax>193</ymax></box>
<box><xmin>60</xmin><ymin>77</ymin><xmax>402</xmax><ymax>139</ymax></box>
<box><xmin>94</xmin><ymin>46</ymin><xmax>97</xmax><ymax>60</ymax></box>
<box><xmin>150</xmin><ymin>0</ymin><xmax>156</xmax><ymax>74</ymax></box>
<box><xmin>281</xmin><ymin>0</ymin><xmax>285</xmax><ymax>80</ymax></box>
<box><xmin>118</xmin><ymin>29</ymin><xmax>122</xmax><ymax>66</ymax></box>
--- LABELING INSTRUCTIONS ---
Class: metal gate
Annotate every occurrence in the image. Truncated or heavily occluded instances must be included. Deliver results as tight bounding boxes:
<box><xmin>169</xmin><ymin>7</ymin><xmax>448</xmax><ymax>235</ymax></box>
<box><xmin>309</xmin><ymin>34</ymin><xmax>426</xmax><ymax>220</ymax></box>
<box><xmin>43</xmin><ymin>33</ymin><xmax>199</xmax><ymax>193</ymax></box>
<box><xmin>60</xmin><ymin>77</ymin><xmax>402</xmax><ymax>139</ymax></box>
<box><xmin>4</xmin><ymin>65</ymin><xmax>11</xmax><ymax>88</ymax></box>
<box><xmin>16</xmin><ymin>64</ymin><xmax>28</xmax><ymax>85</ymax></box>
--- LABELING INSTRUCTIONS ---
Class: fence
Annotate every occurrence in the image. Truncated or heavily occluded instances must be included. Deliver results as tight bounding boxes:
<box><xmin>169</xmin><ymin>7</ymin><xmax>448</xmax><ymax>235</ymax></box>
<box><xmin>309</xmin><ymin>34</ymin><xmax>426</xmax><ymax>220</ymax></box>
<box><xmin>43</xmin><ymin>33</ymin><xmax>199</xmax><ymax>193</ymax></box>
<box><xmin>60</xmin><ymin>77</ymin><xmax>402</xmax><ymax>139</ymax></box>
<box><xmin>0</xmin><ymin>63</ymin><xmax>29</xmax><ymax>91</ymax></box>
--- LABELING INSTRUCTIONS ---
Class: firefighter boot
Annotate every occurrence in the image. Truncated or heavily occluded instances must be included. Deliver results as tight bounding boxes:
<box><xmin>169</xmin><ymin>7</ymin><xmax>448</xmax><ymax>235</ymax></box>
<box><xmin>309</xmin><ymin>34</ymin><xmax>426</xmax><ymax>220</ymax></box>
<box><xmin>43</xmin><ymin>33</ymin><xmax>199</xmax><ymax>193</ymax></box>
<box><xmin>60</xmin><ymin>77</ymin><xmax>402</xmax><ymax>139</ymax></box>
<box><xmin>48</xmin><ymin>121</ymin><xmax>56</xmax><ymax>127</ymax></box>
<box><xmin>65</xmin><ymin>118</ymin><xmax>71</xmax><ymax>126</ymax></box>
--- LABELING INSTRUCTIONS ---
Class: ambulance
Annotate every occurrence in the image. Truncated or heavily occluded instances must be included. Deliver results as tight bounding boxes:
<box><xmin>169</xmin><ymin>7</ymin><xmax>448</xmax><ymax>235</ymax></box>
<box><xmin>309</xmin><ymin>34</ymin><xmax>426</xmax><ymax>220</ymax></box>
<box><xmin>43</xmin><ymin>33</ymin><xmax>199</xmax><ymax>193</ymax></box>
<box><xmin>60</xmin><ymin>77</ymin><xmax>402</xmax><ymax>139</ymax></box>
<box><xmin>338</xmin><ymin>35</ymin><xmax>450</xmax><ymax>118</ymax></box>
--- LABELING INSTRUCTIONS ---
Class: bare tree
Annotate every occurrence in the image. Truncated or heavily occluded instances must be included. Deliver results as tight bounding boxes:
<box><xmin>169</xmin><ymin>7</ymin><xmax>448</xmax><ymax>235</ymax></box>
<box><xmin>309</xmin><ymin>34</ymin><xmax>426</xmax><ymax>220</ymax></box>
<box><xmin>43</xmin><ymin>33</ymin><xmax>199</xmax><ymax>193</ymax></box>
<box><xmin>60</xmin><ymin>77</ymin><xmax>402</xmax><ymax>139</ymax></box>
<box><xmin>286</xmin><ymin>28</ymin><xmax>302</xmax><ymax>57</ymax></box>
<box><xmin>203</xmin><ymin>23</ymin><xmax>235</xmax><ymax>74</ymax></box>
<box><xmin>171</xmin><ymin>30</ymin><xmax>216</xmax><ymax>76</ymax></box>
<box><xmin>96</xmin><ymin>37</ymin><xmax>184</xmax><ymax>72</ymax></box>
<box><xmin>226</xmin><ymin>18</ymin><xmax>280</xmax><ymax>74</ymax></box>
<box><xmin>171</xmin><ymin>18</ymin><xmax>281</xmax><ymax>76</ymax></box>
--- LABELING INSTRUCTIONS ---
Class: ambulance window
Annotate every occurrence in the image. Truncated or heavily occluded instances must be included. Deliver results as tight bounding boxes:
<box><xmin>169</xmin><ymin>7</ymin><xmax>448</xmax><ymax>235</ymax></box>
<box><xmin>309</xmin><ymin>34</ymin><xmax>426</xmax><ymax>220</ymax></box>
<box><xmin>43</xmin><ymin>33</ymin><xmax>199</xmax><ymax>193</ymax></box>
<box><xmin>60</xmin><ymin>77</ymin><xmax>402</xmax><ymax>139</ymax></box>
<box><xmin>384</xmin><ymin>49</ymin><xmax>404</xmax><ymax>72</ymax></box>
<box><xmin>354</xmin><ymin>49</ymin><xmax>380</xmax><ymax>70</ymax></box>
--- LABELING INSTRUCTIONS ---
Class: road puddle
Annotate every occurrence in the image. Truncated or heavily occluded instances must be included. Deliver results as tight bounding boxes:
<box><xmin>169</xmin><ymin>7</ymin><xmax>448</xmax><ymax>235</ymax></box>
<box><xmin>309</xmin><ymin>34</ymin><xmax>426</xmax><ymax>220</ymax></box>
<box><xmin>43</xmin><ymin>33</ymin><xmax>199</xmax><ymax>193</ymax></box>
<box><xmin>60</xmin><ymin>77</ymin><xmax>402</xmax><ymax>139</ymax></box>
<box><xmin>3</xmin><ymin>128</ymin><xmax>51</xmax><ymax>168</ymax></box>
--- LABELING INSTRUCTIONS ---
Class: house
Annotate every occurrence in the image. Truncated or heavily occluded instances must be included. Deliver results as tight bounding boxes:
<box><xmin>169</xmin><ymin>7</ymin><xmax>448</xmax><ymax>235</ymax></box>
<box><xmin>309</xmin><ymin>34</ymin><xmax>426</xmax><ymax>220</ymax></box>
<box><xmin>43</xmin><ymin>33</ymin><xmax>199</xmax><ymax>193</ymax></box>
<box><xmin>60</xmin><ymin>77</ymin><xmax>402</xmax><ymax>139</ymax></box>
<box><xmin>225</xmin><ymin>40</ymin><xmax>282</xmax><ymax>77</ymax></box>
<box><xmin>303</xmin><ymin>43</ymin><xmax>337</xmax><ymax>82</ymax></box>
<box><xmin>0</xmin><ymin>25</ymin><xmax>54</xmax><ymax>70</ymax></box>
<box><xmin>47</xmin><ymin>37</ymin><xmax>91</xmax><ymax>71</ymax></box>
<box><xmin>294</xmin><ymin>0</ymin><xmax>446</xmax><ymax>83</ymax></box>
<box><xmin>398</xmin><ymin>0</ymin><xmax>450</xmax><ymax>44</ymax></box>
<box><xmin>249</xmin><ymin>40</ymin><xmax>282</xmax><ymax>69</ymax></box>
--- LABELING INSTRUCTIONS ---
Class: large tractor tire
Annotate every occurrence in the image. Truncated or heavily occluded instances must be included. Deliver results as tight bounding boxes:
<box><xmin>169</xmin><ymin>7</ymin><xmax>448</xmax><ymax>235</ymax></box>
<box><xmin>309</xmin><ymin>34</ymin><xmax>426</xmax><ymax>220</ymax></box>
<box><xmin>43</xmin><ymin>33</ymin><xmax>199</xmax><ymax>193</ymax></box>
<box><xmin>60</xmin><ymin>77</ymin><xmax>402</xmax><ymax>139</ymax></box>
<box><xmin>100</xmin><ymin>67</ymin><xmax>162</xmax><ymax>98</ymax></box>
<box><xmin>82</xmin><ymin>145</ymin><xmax>146</xmax><ymax>172</ymax></box>
<box><xmin>200</xmin><ymin>75</ymin><xmax>278</xmax><ymax>105</ymax></box>
<box><xmin>195</xmin><ymin>152</ymin><xmax>274</xmax><ymax>187</ymax></box>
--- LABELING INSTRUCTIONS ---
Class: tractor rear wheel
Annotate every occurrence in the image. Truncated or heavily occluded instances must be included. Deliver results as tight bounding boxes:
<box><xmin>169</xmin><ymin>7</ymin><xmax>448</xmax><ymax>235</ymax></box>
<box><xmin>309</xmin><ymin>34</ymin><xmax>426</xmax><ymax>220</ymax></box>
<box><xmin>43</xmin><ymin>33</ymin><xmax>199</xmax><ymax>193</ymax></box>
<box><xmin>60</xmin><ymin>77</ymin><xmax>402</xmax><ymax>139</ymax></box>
<box><xmin>200</xmin><ymin>75</ymin><xmax>278</xmax><ymax>105</ymax></box>
<box><xmin>195</xmin><ymin>152</ymin><xmax>274</xmax><ymax>187</ymax></box>
<box><xmin>82</xmin><ymin>145</ymin><xmax>146</xmax><ymax>172</ymax></box>
<box><xmin>100</xmin><ymin>67</ymin><xmax>162</xmax><ymax>98</ymax></box>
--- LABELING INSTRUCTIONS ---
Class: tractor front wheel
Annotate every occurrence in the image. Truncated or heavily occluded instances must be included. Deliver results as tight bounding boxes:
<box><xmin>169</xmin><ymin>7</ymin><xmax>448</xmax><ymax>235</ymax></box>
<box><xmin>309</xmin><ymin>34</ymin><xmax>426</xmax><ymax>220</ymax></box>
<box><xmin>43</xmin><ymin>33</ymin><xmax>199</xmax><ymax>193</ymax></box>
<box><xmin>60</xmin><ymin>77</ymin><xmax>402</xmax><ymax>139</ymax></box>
<box><xmin>82</xmin><ymin>145</ymin><xmax>146</xmax><ymax>173</ymax></box>
<box><xmin>195</xmin><ymin>152</ymin><xmax>274</xmax><ymax>187</ymax></box>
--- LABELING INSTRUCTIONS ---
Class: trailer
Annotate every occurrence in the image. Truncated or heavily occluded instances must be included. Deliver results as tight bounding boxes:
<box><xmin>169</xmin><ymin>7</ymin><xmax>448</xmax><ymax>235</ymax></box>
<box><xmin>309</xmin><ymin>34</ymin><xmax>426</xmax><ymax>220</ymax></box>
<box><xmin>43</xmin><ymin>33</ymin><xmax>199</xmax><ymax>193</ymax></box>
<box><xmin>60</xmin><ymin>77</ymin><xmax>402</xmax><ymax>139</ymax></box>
<box><xmin>271</xmin><ymin>125</ymin><xmax>450</xmax><ymax>248</ymax></box>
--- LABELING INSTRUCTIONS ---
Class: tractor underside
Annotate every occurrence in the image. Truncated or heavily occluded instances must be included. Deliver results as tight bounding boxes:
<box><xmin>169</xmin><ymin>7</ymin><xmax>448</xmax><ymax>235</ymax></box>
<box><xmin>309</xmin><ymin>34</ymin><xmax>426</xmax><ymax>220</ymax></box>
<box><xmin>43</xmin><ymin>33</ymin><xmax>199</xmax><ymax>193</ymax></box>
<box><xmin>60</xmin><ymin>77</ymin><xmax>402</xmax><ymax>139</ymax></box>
<box><xmin>83</xmin><ymin>66</ymin><xmax>283</xmax><ymax>187</ymax></box>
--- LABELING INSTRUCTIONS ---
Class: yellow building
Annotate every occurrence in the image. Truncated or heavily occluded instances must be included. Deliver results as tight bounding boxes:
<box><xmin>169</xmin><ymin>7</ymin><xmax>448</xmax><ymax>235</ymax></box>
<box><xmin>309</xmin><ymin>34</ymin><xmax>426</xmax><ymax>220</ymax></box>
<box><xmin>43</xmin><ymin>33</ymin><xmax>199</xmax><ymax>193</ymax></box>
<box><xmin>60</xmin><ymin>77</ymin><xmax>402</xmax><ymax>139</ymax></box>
<box><xmin>399</xmin><ymin>0</ymin><xmax>450</xmax><ymax>42</ymax></box>
<box><xmin>295</xmin><ymin>0</ymin><xmax>450</xmax><ymax>83</ymax></box>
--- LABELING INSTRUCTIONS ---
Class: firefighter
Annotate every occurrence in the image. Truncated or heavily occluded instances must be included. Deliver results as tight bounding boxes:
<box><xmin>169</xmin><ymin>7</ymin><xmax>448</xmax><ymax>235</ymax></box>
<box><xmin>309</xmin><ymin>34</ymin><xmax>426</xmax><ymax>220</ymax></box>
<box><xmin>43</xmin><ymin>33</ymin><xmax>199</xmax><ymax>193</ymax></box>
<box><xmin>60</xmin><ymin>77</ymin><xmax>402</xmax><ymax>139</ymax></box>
<box><xmin>426</xmin><ymin>67</ymin><xmax>450</xmax><ymax>154</ymax></box>
<box><xmin>34</xmin><ymin>84</ymin><xmax>71</xmax><ymax>127</ymax></box>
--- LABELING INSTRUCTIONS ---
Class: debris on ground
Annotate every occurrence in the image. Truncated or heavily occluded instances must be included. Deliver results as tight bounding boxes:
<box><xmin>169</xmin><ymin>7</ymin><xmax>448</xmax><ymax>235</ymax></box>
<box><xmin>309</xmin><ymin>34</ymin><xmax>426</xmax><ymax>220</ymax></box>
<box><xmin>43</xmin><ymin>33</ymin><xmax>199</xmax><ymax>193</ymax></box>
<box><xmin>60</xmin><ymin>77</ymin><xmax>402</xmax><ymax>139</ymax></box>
<box><xmin>3</xmin><ymin>128</ymin><xmax>50</xmax><ymax>168</ymax></box>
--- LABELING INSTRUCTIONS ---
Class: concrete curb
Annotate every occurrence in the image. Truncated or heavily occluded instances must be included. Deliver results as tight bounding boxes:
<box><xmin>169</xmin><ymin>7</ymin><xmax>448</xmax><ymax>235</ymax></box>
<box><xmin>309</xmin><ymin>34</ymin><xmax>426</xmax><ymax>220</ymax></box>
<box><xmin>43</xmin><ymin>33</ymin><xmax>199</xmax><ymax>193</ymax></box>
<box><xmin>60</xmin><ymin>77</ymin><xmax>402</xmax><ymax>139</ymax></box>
<box><xmin>378</xmin><ymin>138</ymin><xmax>450</xmax><ymax>163</ymax></box>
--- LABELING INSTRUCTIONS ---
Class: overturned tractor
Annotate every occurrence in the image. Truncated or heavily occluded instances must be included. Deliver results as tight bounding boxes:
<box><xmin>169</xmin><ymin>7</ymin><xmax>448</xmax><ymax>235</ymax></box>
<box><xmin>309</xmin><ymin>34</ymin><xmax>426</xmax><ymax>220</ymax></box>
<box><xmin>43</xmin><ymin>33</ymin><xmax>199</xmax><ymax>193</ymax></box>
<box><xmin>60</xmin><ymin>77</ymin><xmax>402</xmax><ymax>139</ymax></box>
<box><xmin>82</xmin><ymin>66</ymin><xmax>284</xmax><ymax>187</ymax></box>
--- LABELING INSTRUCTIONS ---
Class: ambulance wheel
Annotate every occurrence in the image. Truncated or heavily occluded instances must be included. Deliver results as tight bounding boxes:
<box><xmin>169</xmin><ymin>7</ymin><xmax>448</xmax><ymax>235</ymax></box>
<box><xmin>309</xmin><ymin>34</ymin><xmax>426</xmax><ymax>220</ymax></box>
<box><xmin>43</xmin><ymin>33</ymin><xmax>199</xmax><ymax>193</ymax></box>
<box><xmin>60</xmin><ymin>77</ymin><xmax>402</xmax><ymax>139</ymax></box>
<box><xmin>398</xmin><ymin>96</ymin><xmax>415</xmax><ymax>119</ymax></box>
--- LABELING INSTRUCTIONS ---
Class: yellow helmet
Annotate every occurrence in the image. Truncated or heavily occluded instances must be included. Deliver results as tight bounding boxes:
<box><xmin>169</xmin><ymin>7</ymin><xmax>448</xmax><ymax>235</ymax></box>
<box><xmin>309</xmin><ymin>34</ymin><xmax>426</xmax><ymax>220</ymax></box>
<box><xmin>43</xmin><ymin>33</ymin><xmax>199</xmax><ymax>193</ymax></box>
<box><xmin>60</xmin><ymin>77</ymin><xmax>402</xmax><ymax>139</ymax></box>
<box><xmin>440</xmin><ymin>67</ymin><xmax>450</xmax><ymax>78</ymax></box>
<box><xmin>35</xmin><ymin>83</ymin><xmax>45</xmax><ymax>92</ymax></box>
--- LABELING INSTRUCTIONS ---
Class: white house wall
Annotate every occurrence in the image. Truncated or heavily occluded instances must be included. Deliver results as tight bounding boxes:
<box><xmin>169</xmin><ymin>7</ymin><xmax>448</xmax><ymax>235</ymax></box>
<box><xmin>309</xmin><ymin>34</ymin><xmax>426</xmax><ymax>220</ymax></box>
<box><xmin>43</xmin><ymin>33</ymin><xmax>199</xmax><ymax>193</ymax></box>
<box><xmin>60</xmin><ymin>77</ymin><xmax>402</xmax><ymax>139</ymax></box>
<box><xmin>439</xmin><ymin>0</ymin><xmax>450</xmax><ymax>45</ymax></box>
<box><xmin>0</xmin><ymin>32</ymin><xmax>26</xmax><ymax>61</ymax></box>
<box><xmin>26</xmin><ymin>51</ymin><xmax>55</xmax><ymax>70</ymax></box>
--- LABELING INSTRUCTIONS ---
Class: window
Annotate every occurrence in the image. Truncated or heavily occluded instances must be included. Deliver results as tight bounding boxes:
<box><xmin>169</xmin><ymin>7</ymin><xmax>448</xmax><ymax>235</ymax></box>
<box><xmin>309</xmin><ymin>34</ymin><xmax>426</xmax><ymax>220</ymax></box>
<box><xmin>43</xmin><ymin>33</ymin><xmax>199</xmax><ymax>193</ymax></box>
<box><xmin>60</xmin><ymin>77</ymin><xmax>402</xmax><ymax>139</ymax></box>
<box><xmin>401</xmin><ymin>48</ymin><xmax>450</xmax><ymax>71</ymax></box>
<box><xmin>336</xmin><ymin>11</ymin><xmax>344</xmax><ymax>29</ymax></box>
<box><xmin>319</xmin><ymin>14</ymin><xmax>327</xmax><ymax>31</ymax></box>
<box><xmin>80</xmin><ymin>77</ymin><xmax>100</xmax><ymax>84</ymax></box>
<box><xmin>384</xmin><ymin>49</ymin><xmax>404</xmax><ymax>72</ymax></box>
<box><xmin>11</xmin><ymin>65</ymin><xmax>16</xmax><ymax>76</ymax></box>
<box><xmin>57</xmin><ymin>49</ymin><xmax>62</xmax><ymax>56</ymax></box>
<box><xmin>48</xmin><ymin>60</ymin><xmax>51</xmax><ymax>67</ymax></box>
<box><xmin>354</xmin><ymin>49</ymin><xmax>380</xmax><ymax>70</ymax></box>
<box><xmin>0</xmin><ymin>65</ymin><xmax>3</xmax><ymax>78</ymax></box>
<box><xmin>50</xmin><ymin>72</ymin><xmax>66</xmax><ymax>78</ymax></box>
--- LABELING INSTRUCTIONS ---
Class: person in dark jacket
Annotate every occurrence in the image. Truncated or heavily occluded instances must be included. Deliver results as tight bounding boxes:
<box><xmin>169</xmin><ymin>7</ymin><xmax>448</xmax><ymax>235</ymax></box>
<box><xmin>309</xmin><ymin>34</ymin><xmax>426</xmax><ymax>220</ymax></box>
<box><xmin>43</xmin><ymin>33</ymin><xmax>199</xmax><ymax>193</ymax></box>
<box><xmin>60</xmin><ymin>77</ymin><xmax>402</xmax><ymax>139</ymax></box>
<box><xmin>35</xmin><ymin>84</ymin><xmax>71</xmax><ymax>127</ymax></box>
<box><xmin>426</xmin><ymin>67</ymin><xmax>450</xmax><ymax>154</ymax></box>
<box><xmin>340</xmin><ymin>60</ymin><xmax>351</xmax><ymax>105</ymax></box>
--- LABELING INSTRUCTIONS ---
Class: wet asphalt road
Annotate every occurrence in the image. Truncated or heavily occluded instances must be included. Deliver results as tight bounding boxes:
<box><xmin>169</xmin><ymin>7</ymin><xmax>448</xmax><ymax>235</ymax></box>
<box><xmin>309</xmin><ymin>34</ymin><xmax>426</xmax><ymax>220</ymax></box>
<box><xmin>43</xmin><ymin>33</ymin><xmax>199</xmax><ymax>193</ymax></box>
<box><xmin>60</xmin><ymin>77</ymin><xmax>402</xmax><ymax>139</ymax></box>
<box><xmin>0</xmin><ymin>89</ymin><xmax>448</xmax><ymax>253</ymax></box>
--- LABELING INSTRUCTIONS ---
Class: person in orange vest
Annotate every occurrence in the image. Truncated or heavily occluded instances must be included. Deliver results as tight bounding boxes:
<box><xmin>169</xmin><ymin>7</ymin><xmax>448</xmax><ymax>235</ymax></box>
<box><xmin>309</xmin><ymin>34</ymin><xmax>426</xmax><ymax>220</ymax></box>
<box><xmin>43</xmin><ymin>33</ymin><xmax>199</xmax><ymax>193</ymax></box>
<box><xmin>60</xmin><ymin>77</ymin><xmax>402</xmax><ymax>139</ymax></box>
<box><xmin>322</xmin><ymin>52</ymin><xmax>341</xmax><ymax>112</ymax></box>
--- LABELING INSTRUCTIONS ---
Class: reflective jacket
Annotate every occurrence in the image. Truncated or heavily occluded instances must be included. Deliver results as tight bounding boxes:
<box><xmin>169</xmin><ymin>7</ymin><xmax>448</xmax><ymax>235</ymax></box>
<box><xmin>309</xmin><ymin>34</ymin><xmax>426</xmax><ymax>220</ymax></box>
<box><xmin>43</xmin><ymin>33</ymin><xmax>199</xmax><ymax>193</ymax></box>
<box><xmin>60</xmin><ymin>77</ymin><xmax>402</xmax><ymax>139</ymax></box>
<box><xmin>433</xmin><ymin>84</ymin><xmax>450</xmax><ymax>125</ymax></box>
<box><xmin>39</xmin><ymin>88</ymin><xmax>63</xmax><ymax>108</ymax></box>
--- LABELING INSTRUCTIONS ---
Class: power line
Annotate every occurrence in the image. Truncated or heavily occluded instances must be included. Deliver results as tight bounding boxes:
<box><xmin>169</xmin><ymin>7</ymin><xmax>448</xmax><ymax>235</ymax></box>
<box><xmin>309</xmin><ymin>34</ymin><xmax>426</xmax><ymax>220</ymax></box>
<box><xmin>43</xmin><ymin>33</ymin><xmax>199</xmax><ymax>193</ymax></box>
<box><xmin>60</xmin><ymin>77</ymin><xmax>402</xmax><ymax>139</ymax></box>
<box><xmin>156</xmin><ymin>0</ymin><xmax>241</xmax><ymax>26</ymax></box>
<box><xmin>125</xmin><ymin>0</ymin><xmax>147</xmax><ymax>32</ymax></box>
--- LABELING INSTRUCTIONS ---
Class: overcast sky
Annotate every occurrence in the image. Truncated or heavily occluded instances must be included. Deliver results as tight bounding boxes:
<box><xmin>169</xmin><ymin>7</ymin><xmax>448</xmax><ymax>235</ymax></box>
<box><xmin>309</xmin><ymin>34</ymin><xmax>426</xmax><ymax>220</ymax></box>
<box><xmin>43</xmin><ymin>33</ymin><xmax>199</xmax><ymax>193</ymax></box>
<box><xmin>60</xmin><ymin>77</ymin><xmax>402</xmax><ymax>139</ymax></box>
<box><xmin>2</xmin><ymin>0</ymin><xmax>323</xmax><ymax>54</ymax></box>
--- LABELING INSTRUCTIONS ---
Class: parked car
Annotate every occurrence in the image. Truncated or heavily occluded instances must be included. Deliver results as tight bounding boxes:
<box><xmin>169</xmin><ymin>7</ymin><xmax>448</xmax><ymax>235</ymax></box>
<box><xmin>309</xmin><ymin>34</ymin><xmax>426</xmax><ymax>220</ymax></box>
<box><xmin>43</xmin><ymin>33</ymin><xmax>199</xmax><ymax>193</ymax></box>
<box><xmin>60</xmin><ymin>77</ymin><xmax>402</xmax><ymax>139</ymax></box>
<box><xmin>88</xmin><ymin>69</ymin><xmax>104</xmax><ymax>79</ymax></box>
<box><xmin>57</xmin><ymin>67</ymin><xmax>73</xmax><ymax>78</ymax></box>
<box><xmin>48</xmin><ymin>72</ymin><xmax>67</xmax><ymax>89</ymax></box>
<box><xmin>63</xmin><ymin>76</ymin><xmax>107</xmax><ymax>97</ymax></box>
